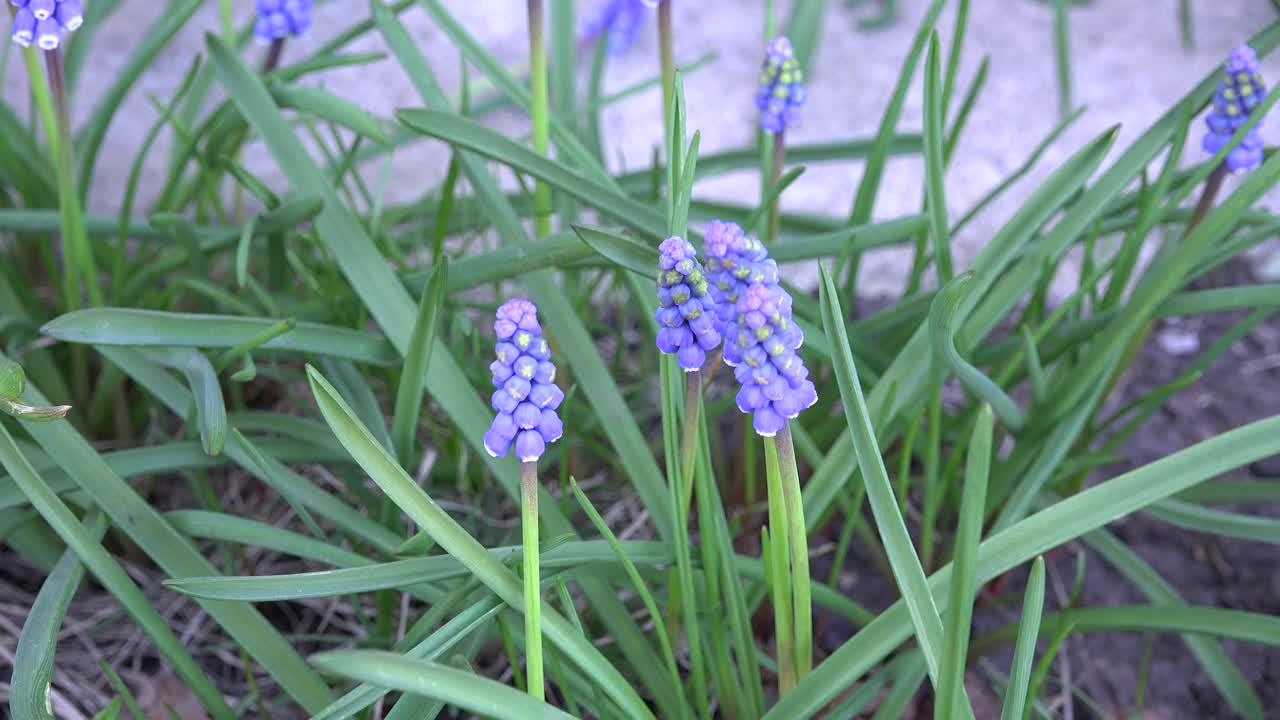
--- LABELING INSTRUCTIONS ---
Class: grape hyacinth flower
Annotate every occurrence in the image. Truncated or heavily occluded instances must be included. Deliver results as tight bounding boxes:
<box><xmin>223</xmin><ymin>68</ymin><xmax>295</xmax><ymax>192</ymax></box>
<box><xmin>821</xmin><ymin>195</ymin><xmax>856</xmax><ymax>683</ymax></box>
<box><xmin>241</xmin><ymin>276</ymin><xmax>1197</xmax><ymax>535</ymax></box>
<box><xmin>723</xmin><ymin>282</ymin><xmax>818</xmax><ymax>437</ymax></box>
<box><xmin>254</xmin><ymin>0</ymin><xmax>313</xmax><ymax>44</ymax></box>
<box><xmin>1203</xmin><ymin>44</ymin><xmax>1267</xmax><ymax>173</ymax></box>
<box><xmin>756</xmin><ymin>36</ymin><xmax>807</xmax><ymax>134</ymax></box>
<box><xmin>483</xmin><ymin>299</ymin><xmax>565</xmax><ymax>463</ymax></box>
<box><xmin>580</xmin><ymin>0</ymin><xmax>659</xmax><ymax>56</ymax></box>
<box><xmin>9</xmin><ymin>0</ymin><xmax>83</xmax><ymax>50</ymax></box>
<box><xmin>656</xmin><ymin>237</ymin><xmax>721</xmax><ymax>372</ymax></box>
<box><xmin>704</xmin><ymin>219</ymin><xmax>777</xmax><ymax>336</ymax></box>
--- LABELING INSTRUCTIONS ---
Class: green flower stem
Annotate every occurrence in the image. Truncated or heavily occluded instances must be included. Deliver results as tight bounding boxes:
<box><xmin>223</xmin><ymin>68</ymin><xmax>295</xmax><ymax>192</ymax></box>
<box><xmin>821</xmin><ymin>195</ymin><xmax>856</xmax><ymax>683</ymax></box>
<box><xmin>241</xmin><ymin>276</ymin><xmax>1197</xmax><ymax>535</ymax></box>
<box><xmin>766</xmin><ymin>128</ymin><xmax>786</xmax><ymax>244</ymax></box>
<box><xmin>677</xmin><ymin>370</ymin><xmax>702</xmax><ymax>512</ymax></box>
<box><xmin>520</xmin><ymin>460</ymin><xmax>544</xmax><ymax>700</ymax></box>
<box><xmin>218</xmin><ymin>0</ymin><xmax>235</xmax><ymax>41</ymax></box>
<box><xmin>658</xmin><ymin>0</ymin><xmax>674</xmax><ymax>140</ymax></box>
<box><xmin>528</xmin><ymin>0</ymin><xmax>552</xmax><ymax>239</ymax></box>
<box><xmin>762</xmin><ymin>433</ymin><xmax>797</xmax><ymax>694</ymax></box>
<box><xmin>776</xmin><ymin>423</ymin><xmax>812</xmax><ymax>680</ymax></box>
<box><xmin>44</xmin><ymin>49</ymin><xmax>102</xmax><ymax>310</ymax></box>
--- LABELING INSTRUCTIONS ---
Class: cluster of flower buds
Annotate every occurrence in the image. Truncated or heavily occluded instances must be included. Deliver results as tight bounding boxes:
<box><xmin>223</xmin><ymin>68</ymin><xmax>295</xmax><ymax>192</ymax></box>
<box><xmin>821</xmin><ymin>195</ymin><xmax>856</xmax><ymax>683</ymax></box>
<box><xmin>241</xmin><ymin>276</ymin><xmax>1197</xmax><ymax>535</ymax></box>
<box><xmin>580</xmin><ymin>0</ymin><xmax>660</xmax><ymax>56</ymax></box>
<box><xmin>483</xmin><ymin>300</ymin><xmax>565</xmax><ymax>463</ymax></box>
<box><xmin>1204</xmin><ymin>44</ymin><xmax>1267</xmax><ymax>173</ymax></box>
<box><xmin>655</xmin><ymin>220</ymin><xmax>816</xmax><ymax>436</ymax></box>
<box><xmin>756</xmin><ymin>36</ymin><xmax>807</xmax><ymax>133</ymax></box>
<box><xmin>9</xmin><ymin>0</ymin><xmax>83</xmax><ymax>51</ymax></box>
<box><xmin>656</xmin><ymin>237</ymin><xmax>722</xmax><ymax>372</ymax></box>
<box><xmin>254</xmin><ymin>0</ymin><xmax>313</xmax><ymax>44</ymax></box>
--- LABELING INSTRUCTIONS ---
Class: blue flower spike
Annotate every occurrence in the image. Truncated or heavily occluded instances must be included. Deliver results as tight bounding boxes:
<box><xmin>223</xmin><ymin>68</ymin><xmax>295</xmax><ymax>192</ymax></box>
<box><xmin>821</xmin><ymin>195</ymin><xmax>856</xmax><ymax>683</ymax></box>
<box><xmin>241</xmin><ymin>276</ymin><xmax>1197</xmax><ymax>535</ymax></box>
<box><xmin>724</xmin><ymin>282</ymin><xmax>818</xmax><ymax>437</ymax></box>
<box><xmin>756</xmin><ymin>36</ymin><xmax>807</xmax><ymax>134</ymax></box>
<box><xmin>655</xmin><ymin>236</ymin><xmax>722</xmax><ymax>372</ymax></box>
<box><xmin>704</xmin><ymin>219</ymin><xmax>817</xmax><ymax>436</ymax></box>
<box><xmin>704</xmin><ymin>219</ymin><xmax>778</xmax><ymax>337</ymax></box>
<box><xmin>254</xmin><ymin>0</ymin><xmax>313</xmax><ymax>44</ymax></box>
<box><xmin>484</xmin><ymin>299</ymin><xmax>565</xmax><ymax>463</ymax></box>
<box><xmin>9</xmin><ymin>0</ymin><xmax>82</xmax><ymax>50</ymax></box>
<box><xmin>1203</xmin><ymin>44</ymin><xmax>1268</xmax><ymax>173</ymax></box>
<box><xmin>580</xmin><ymin>0</ymin><xmax>660</xmax><ymax>56</ymax></box>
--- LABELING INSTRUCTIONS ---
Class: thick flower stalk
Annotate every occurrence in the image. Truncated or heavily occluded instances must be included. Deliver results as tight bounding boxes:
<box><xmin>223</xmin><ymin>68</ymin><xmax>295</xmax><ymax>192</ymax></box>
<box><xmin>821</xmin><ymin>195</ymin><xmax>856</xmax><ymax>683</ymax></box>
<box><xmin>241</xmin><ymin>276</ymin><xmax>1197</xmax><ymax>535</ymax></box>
<box><xmin>656</xmin><ymin>236</ymin><xmax>721</xmax><ymax>372</ymax></box>
<box><xmin>580</xmin><ymin>0</ymin><xmax>659</xmax><ymax>56</ymax></box>
<box><xmin>9</xmin><ymin>0</ymin><xmax>82</xmax><ymax>51</ymax></box>
<box><xmin>756</xmin><ymin>36</ymin><xmax>806</xmax><ymax>134</ymax></box>
<box><xmin>254</xmin><ymin>0</ymin><xmax>312</xmax><ymax>44</ymax></box>
<box><xmin>483</xmin><ymin>299</ymin><xmax>565</xmax><ymax>463</ymax></box>
<box><xmin>1203</xmin><ymin>44</ymin><xmax>1267</xmax><ymax>173</ymax></box>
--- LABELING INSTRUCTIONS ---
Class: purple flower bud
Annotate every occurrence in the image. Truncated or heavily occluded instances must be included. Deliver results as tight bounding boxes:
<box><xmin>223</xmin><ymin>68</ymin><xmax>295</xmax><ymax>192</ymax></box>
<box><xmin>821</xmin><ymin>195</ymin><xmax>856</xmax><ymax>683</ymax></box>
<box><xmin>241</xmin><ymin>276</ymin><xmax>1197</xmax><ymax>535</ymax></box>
<box><xmin>254</xmin><ymin>0</ymin><xmax>311</xmax><ymax>44</ymax></box>
<box><xmin>580</xmin><ymin>0</ymin><xmax>660</xmax><ymax>56</ymax></box>
<box><xmin>34</xmin><ymin>16</ymin><xmax>59</xmax><ymax>50</ymax></box>
<box><xmin>28</xmin><ymin>0</ymin><xmax>52</xmax><ymax>20</ymax></box>
<box><xmin>485</xmin><ymin>299</ymin><xmax>564</xmax><ymax>463</ymax></box>
<box><xmin>756</xmin><ymin>36</ymin><xmax>806</xmax><ymax>134</ymax></box>
<box><xmin>515</xmin><ymin>430</ymin><xmax>546</xmax><ymax>463</ymax></box>
<box><xmin>1203</xmin><ymin>44</ymin><xmax>1268</xmax><ymax>174</ymax></box>
<box><xmin>655</xmin><ymin>236</ymin><xmax>722</xmax><ymax>372</ymax></box>
<box><xmin>11</xmin><ymin>7</ymin><xmax>35</xmax><ymax>46</ymax></box>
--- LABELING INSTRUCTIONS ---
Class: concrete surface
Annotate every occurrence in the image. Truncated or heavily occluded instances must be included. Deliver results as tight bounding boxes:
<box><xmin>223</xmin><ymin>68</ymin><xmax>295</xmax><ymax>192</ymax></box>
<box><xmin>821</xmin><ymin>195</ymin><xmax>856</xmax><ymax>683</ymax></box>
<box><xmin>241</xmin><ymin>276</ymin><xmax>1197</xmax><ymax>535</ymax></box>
<box><xmin>5</xmin><ymin>0</ymin><xmax>1278</xmax><ymax>301</ymax></box>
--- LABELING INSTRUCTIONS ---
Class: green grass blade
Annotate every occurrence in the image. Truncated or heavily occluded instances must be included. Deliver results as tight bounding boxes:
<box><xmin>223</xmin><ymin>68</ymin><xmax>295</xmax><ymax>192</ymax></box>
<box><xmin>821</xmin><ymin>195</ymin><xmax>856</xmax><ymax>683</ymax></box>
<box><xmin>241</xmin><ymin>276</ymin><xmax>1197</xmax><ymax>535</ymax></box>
<box><xmin>1000</xmin><ymin>556</ymin><xmax>1045</xmax><ymax>720</ymax></box>
<box><xmin>75</xmin><ymin>0</ymin><xmax>203</xmax><ymax>197</ymax></box>
<box><xmin>392</xmin><ymin>258</ymin><xmax>447</xmax><ymax>467</ymax></box>
<box><xmin>922</xmin><ymin>31</ymin><xmax>952</xmax><ymax>281</ymax></box>
<box><xmin>310</xmin><ymin>651</ymin><xmax>577</xmax><ymax>720</ymax></box>
<box><xmin>1084</xmin><ymin>528</ymin><xmax>1262</xmax><ymax>717</ymax></box>
<box><xmin>767</xmin><ymin>410</ymin><xmax>1280</xmax><ymax>718</ymax></box>
<box><xmin>44</xmin><ymin>308</ymin><xmax>397</xmax><ymax>366</ymax></box>
<box><xmin>785</xmin><ymin>0</ymin><xmax>827</xmax><ymax>71</ymax></box>
<box><xmin>269</xmin><ymin>84</ymin><xmax>390</xmax><ymax>144</ymax></box>
<box><xmin>572</xmin><ymin>225</ymin><xmax>660</xmax><ymax>277</ymax></box>
<box><xmin>306</xmin><ymin>365</ymin><xmax>656</xmax><ymax>719</ymax></box>
<box><xmin>1146</xmin><ymin>499</ymin><xmax>1280</xmax><ymax>544</ymax></box>
<box><xmin>165</xmin><ymin>539</ymin><xmax>672</xmax><ymax>601</ymax></box>
<box><xmin>11</xmin><ymin>512</ymin><xmax>106</xmax><ymax>720</ymax></box>
<box><xmin>817</xmin><ymin>263</ymin><xmax>952</xmax><ymax>687</ymax></box>
<box><xmin>0</xmin><ymin>425</ymin><xmax>237</xmax><ymax>720</ymax></box>
<box><xmin>935</xmin><ymin>406</ymin><xmax>991</xmax><ymax>720</ymax></box>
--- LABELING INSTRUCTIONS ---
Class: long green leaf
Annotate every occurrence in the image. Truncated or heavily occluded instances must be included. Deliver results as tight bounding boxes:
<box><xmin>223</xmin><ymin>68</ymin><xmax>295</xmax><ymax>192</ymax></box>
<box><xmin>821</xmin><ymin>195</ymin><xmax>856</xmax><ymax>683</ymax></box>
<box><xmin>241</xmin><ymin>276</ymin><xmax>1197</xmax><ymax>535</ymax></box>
<box><xmin>1000</xmin><ymin>557</ymin><xmax>1045</xmax><ymax>720</ymax></box>
<box><xmin>392</xmin><ymin>258</ymin><xmax>448</xmax><ymax>466</ymax></box>
<box><xmin>143</xmin><ymin>347</ymin><xmax>226</xmax><ymax>456</ymax></box>
<box><xmin>311</xmin><ymin>651</ymin><xmax>576</xmax><ymax>720</ymax></box>
<box><xmin>44</xmin><ymin>309</ymin><xmax>397</xmax><ymax>366</ymax></box>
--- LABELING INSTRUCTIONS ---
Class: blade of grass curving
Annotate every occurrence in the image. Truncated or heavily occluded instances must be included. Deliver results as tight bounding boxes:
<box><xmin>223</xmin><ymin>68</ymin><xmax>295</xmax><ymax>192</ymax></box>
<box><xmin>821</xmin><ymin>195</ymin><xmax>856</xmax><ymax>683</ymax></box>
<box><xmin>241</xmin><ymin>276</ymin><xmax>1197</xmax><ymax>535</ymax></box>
<box><xmin>44</xmin><ymin>309</ymin><xmax>397</xmax><ymax>366</ymax></box>
<box><xmin>977</xmin><ymin>605</ymin><xmax>1280</xmax><ymax>648</ymax></box>
<box><xmin>11</xmin><ymin>511</ymin><xmax>106</xmax><ymax>720</ymax></box>
<box><xmin>311</xmin><ymin>651</ymin><xmax>576</xmax><ymax>720</ymax></box>
<box><xmin>928</xmin><ymin>275</ymin><xmax>1025</xmax><ymax>432</ymax></box>
<box><xmin>75</xmin><ymin>0</ymin><xmax>203</xmax><ymax>198</ymax></box>
<box><xmin>1000</xmin><ymin>556</ymin><xmax>1045</xmax><ymax>720</ymax></box>
<box><xmin>766</xmin><ymin>411</ymin><xmax>1280</xmax><ymax>719</ymax></box>
<box><xmin>307</xmin><ymin>366</ymin><xmax>656</xmax><ymax>719</ymax></box>
<box><xmin>0</xmin><ymin>425</ymin><xmax>237</xmax><ymax>720</ymax></box>
<box><xmin>165</xmin><ymin>509</ymin><xmax>368</xmax><ymax>567</ymax></box>
<box><xmin>392</xmin><ymin>258</ymin><xmax>447</xmax><ymax>467</ymax></box>
<box><xmin>1052</xmin><ymin>0</ymin><xmax>1073</xmax><ymax>117</ymax></box>
<box><xmin>143</xmin><ymin>347</ymin><xmax>226</xmax><ymax>456</ymax></box>
<box><xmin>935</xmin><ymin>406</ymin><xmax>991</xmax><ymax>720</ymax></box>
<box><xmin>818</xmin><ymin>264</ymin><xmax>955</xmax><ymax>692</ymax></box>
